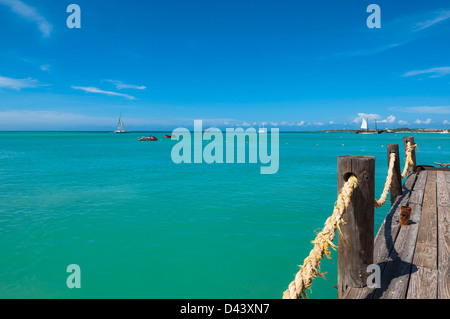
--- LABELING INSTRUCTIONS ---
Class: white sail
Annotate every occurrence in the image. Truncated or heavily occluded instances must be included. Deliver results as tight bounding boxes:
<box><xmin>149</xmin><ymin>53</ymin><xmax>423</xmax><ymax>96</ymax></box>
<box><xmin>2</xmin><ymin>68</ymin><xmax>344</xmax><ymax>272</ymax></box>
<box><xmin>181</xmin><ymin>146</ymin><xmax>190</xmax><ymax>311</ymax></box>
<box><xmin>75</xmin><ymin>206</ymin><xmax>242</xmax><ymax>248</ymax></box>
<box><xmin>117</xmin><ymin>116</ymin><xmax>125</xmax><ymax>131</ymax></box>
<box><xmin>361</xmin><ymin>118</ymin><xmax>368</xmax><ymax>130</ymax></box>
<box><xmin>114</xmin><ymin>114</ymin><xmax>127</xmax><ymax>133</ymax></box>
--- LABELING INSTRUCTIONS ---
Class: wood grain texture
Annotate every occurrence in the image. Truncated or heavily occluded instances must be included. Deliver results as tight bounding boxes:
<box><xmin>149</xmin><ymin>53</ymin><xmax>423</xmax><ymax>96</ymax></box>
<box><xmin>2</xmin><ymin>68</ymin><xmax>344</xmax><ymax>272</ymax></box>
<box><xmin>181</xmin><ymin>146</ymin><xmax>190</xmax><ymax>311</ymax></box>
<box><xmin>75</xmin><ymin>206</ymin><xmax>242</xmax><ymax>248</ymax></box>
<box><xmin>407</xmin><ymin>267</ymin><xmax>438</xmax><ymax>299</ymax></box>
<box><xmin>413</xmin><ymin>170</ymin><xmax>437</xmax><ymax>270</ymax></box>
<box><xmin>373</xmin><ymin>202</ymin><xmax>423</xmax><ymax>299</ymax></box>
<box><xmin>337</xmin><ymin>156</ymin><xmax>375</xmax><ymax>298</ymax></box>
<box><xmin>408</xmin><ymin>171</ymin><xmax>427</xmax><ymax>205</ymax></box>
<box><xmin>342</xmin><ymin>169</ymin><xmax>449</xmax><ymax>299</ymax></box>
<box><xmin>437</xmin><ymin>171</ymin><xmax>450</xmax><ymax>299</ymax></box>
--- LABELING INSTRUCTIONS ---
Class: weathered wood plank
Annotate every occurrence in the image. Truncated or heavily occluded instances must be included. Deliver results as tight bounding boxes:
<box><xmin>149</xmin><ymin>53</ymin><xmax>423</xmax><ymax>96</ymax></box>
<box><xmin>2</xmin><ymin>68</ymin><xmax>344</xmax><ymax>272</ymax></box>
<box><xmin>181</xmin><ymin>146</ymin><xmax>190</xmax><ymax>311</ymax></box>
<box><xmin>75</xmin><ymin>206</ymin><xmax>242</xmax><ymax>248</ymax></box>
<box><xmin>342</xmin><ymin>286</ymin><xmax>373</xmax><ymax>299</ymax></box>
<box><xmin>412</xmin><ymin>170</ymin><xmax>437</xmax><ymax>270</ymax></box>
<box><xmin>438</xmin><ymin>205</ymin><xmax>450</xmax><ymax>299</ymax></box>
<box><xmin>402</xmin><ymin>172</ymin><xmax>417</xmax><ymax>195</ymax></box>
<box><xmin>409</xmin><ymin>171</ymin><xmax>428</xmax><ymax>205</ymax></box>
<box><xmin>407</xmin><ymin>267</ymin><xmax>438</xmax><ymax>299</ymax></box>
<box><xmin>445</xmin><ymin>171</ymin><xmax>450</xmax><ymax>184</ymax></box>
<box><xmin>437</xmin><ymin>172</ymin><xmax>450</xmax><ymax>299</ymax></box>
<box><xmin>437</xmin><ymin>171</ymin><xmax>450</xmax><ymax>207</ymax></box>
<box><xmin>372</xmin><ymin>202</ymin><xmax>423</xmax><ymax>299</ymax></box>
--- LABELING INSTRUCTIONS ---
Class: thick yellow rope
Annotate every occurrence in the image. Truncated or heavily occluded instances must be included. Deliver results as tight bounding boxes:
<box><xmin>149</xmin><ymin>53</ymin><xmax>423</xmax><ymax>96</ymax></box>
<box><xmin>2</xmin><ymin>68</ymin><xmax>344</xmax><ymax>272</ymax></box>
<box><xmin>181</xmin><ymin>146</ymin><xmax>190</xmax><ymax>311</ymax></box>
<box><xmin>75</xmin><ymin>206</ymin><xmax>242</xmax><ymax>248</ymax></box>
<box><xmin>283</xmin><ymin>142</ymin><xmax>417</xmax><ymax>299</ymax></box>
<box><xmin>282</xmin><ymin>175</ymin><xmax>358</xmax><ymax>299</ymax></box>
<box><xmin>401</xmin><ymin>142</ymin><xmax>417</xmax><ymax>179</ymax></box>
<box><xmin>374</xmin><ymin>152</ymin><xmax>395</xmax><ymax>208</ymax></box>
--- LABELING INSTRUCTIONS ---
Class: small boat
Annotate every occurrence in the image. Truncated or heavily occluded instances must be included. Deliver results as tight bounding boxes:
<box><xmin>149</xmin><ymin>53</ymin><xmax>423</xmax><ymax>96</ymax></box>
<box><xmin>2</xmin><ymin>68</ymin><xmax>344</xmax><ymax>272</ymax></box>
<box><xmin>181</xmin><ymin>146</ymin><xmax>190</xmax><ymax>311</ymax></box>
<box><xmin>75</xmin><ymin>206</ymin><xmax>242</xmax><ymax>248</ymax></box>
<box><xmin>139</xmin><ymin>136</ymin><xmax>157</xmax><ymax>141</ymax></box>
<box><xmin>258</xmin><ymin>124</ymin><xmax>267</xmax><ymax>134</ymax></box>
<box><xmin>164</xmin><ymin>135</ymin><xmax>176</xmax><ymax>139</ymax></box>
<box><xmin>113</xmin><ymin>114</ymin><xmax>128</xmax><ymax>133</ymax></box>
<box><xmin>356</xmin><ymin>118</ymin><xmax>383</xmax><ymax>134</ymax></box>
<box><xmin>440</xmin><ymin>129</ymin><xmax>449</xmax><ymax>134</ymax></box>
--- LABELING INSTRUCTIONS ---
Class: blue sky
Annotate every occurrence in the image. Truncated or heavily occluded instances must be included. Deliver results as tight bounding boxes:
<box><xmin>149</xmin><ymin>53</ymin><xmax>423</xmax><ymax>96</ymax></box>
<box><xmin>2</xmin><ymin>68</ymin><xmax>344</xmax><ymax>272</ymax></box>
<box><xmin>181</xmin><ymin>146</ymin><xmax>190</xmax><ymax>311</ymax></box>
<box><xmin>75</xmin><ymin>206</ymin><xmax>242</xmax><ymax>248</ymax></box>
<box><xmin>1</xmin><ymin>0</ymin><xmax>450</xmax><ymax>130</ymax></box>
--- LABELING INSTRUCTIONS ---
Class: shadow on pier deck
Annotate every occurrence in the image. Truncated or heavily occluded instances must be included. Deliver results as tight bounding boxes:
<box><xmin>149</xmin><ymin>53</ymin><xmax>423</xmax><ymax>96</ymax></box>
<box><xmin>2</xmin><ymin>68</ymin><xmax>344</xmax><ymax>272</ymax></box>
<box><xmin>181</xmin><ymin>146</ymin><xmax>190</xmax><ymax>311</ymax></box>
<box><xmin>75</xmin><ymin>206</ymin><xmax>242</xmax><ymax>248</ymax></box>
<box><xmin>343</xmin><ymin>166</ymin><xmax>450</xmax><ymax>299</ymax></box>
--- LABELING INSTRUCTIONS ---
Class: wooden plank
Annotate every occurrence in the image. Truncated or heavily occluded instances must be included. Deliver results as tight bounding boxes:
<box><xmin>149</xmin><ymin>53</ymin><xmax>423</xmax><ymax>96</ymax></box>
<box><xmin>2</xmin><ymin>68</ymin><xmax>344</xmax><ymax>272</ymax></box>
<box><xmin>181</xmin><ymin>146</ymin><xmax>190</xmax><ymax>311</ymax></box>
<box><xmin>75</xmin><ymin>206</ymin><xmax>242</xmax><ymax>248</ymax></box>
<box><xmin>412</xmin><ymin>170</ymin><xmax>437</xmax><ymax>270</ymax></box>
<box><xmin>407</xmin><ymin>267</ymin><xmax>438</xmax><ymax>299</ymax></box>
<box><xmin>437</xmin><ymin>172</ymin><xmax>450</xmax><ymax>299</ymax></box>
<box><xmin>402</xmin><ymin>172</ymin><xmax>417</xmax><ymax>194</ymax></box>
<box><xmin>372</xmin><ymin>202</ymin><xmax>423</xmax><ymax>299</ymax></box>
<box><xmin>445</xmin><ymin>171</ymin><xmax>450</xmax><ymax>184</ymax></box>
<box><xmin>342</xmin><ymin>286</ymin><xmax>373</xmax><ymax>299</ymax></box>
<box><xmin>408</xmin><ymin>171</ymin><xmax>427</xmax><ymax>205</ymax></box>
<box><xmin>438</xmin><ymin>205</ymin><xmax>450</xmax><ymax>299</ymax></box>
<box><xmin>407</xmin><ymin>171</ymin><xmax>438</xmax><ymax>299</ymax></box>
<box><xmin>437</xmin><ymin>171</ymin><xmax>450</xmax><ymax>207</ymax></box>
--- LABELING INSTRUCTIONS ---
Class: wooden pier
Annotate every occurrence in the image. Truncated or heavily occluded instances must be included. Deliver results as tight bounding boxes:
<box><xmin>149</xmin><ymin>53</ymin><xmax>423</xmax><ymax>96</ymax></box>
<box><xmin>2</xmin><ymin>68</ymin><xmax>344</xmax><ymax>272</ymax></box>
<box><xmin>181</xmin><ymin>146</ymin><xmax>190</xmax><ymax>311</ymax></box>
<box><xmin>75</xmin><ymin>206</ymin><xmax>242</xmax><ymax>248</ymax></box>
<box><xmin>339</xmin><ymin>137</ymin><xmax>449</xmax><ymax>299</ymax></box>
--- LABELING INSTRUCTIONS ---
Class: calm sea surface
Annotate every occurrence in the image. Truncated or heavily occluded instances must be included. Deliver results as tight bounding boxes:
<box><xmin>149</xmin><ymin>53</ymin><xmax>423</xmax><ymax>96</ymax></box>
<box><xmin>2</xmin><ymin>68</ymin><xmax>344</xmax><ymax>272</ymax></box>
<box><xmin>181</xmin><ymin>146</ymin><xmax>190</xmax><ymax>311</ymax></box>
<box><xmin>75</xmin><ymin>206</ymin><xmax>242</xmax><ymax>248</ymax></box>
<box><xmin>0</xmin><ymin>131</ymin><xmax>448</xmax><ymax>298</ymax></box>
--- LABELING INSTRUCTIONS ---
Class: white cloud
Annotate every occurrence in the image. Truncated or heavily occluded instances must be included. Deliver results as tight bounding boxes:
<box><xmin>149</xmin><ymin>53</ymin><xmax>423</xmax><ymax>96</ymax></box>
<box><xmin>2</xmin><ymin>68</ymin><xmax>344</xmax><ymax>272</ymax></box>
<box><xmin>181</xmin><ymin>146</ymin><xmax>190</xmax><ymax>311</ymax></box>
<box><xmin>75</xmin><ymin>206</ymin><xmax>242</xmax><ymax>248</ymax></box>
<box><xmin>297</xmin><ymin>121</ymin><xmax>305</xmax><ymax>126</ymax></box>
<box><xmin>414</xmin><ymin>118</ymin><xmax>432</xmax><ymax>124</ymax></box>
<box><xmin>40</xmin><ymin>64</ymin><xmax>50</xmax><ymax>71</ymax></box>
<box><xmin>71</xmin><ymin>86</ymin><xmax>136</xmax><ymax>100</ymax></box>
<box><xmin>413</xmin><ymin>10</ymin><xmax>450</xmax><ymax>31</ymax></box>
<box><xmin>0</xmin><ymin>74</ymin><xmax>38</xmax><ymax>90</ymax></box>
<box><xmin>398</xmin><ymin>120</ymin><xmax>409</xmax><ymax>125</ymax></box>
<box><xmin>0</xmin><ymin>0</ymin><xmax>52</xmax><ymax>37</ymax></box>
<box><xmin>105</xmin><ymin>80</ymin><xmax>146</xmax><ymax>90</ymax></box>
<box><xmin>385</xmin><ymin>115</ymin><xmax>396</xmax><ymax>123</ymax></box>
<box><xmin>329</xmin><ymin>121</ymin><xmax>335</xmax><ymax>124</ymax></box>
<box><xmin>403</xmin><ymin>67</ymin><xmax>450</xmax><ymax>78</ymax></box>
<box><xmin>352</xmin><ymin>113</ymin><xmax>381</xmax><ymax>123</ymax></box>
<box><xmin>443</xmin><ymin>120</ymin><xmax>449</xmax><ymax>125</ymax></box>
<box><xmin>378</xmin><ymin>115</ymin><xmax>396</xmax><ymax>123</ymax></box>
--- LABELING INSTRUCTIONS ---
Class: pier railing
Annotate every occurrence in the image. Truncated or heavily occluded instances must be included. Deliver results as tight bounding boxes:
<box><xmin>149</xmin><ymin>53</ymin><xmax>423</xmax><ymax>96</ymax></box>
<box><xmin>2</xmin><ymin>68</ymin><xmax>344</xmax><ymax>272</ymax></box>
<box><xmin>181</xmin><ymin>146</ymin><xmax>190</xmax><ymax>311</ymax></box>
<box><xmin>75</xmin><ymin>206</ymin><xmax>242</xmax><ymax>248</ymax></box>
<box><xmin>283</xmin><ymin>136</ymin><xmax>417</xmax><ymax>299</ymax></box>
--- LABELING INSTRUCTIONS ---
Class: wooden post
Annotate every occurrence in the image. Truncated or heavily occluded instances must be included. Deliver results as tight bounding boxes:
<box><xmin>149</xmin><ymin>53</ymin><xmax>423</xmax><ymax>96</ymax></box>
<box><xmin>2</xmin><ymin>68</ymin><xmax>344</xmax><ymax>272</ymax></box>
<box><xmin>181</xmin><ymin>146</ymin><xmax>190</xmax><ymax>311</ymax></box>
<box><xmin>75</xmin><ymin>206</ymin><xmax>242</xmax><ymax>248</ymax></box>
<box><xmin>387</xmin><ymin>144</ymin><xmax>402</xmax><ymax>205</ymax></box>
<box><xmin>403</xmin><ymin>136</ymin><xmax>417</xmax><ymax>175</ymax></box>
<box><xmin>337</xmin><ymin>155</ymin><xmax>375</xmax><ymax>298</ymax></box>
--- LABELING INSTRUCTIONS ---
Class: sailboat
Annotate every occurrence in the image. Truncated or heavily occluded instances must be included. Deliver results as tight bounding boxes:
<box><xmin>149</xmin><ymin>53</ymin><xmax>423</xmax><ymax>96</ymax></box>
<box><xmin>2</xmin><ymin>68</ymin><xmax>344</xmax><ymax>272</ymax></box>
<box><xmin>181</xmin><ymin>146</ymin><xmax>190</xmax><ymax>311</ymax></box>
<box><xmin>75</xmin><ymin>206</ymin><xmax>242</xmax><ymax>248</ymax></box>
<box><xmin>113</xmin><ymin>114</ymin><xmax>128</xmax><ymax>133</ymax></box>
<box><xmin>356</xmin><ymin>118</ymin><xmax>383</xmax><ymax>134</ymax></box>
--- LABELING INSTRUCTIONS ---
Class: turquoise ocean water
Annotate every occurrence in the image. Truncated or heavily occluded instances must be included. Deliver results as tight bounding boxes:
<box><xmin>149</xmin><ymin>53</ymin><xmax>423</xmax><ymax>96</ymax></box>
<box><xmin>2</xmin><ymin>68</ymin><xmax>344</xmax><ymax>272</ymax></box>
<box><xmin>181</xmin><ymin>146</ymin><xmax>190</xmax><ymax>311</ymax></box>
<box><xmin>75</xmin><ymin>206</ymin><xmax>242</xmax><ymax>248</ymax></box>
<box><xmin>0</xmin><ymin>131</ymin><xmax>448</xmax><ymax>299</ymax></box>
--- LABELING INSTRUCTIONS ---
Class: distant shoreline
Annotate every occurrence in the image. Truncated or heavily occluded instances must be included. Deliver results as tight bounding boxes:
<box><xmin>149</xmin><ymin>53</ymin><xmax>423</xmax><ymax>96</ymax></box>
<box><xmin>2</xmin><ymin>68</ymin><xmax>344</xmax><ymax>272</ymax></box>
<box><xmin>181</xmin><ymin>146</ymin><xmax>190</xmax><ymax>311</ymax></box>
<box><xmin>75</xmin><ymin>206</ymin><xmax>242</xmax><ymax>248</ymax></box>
<box><xmin>0</xmin><ymin>128</ymin><xmax>448</xmax><ymax>133</ymax></box>
<box><xmin>320</xmin><ymin>128</ymin><xmax>449</xmax><ymax>133</ymax></box>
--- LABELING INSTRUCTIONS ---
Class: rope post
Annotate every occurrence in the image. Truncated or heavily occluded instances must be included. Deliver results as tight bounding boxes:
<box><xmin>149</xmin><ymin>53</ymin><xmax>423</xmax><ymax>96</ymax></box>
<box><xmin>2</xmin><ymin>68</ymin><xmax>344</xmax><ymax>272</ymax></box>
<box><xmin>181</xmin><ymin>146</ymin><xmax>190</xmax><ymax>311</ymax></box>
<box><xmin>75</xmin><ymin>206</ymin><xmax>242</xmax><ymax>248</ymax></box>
<box><xmin>337</xmin><ymin>155</ymin><xmax>375</xmax><ymax>298</ymax></box>
<box><xmin>387</xmin><ymin>144</ymin><xmax>402</xmax><ymax>205</ymax></box>
<box><xmin>403</xmin><ymin>136</ymin><xmax>417</xmax><ymax>175</ymax></box>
